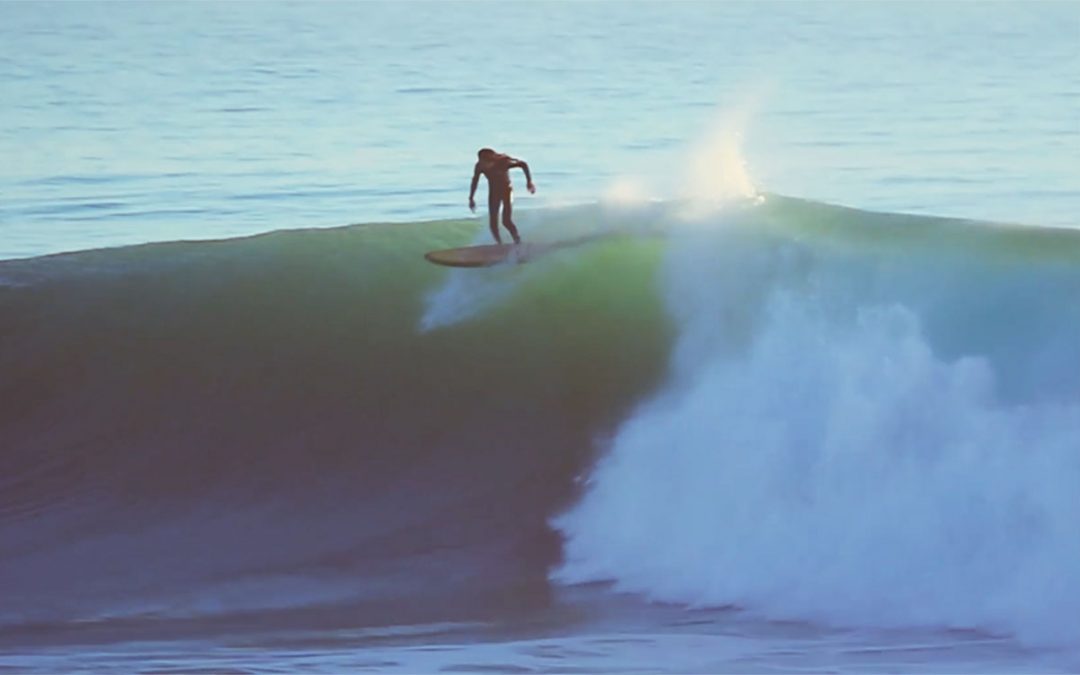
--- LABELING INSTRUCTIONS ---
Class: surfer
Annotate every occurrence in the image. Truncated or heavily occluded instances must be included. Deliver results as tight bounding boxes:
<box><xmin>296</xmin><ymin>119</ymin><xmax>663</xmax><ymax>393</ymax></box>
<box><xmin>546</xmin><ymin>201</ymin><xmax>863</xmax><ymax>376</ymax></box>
<box><xmin>469</xmin><ymin>148</ymin><xmax>536</xmax><ymax>245</ymax></box>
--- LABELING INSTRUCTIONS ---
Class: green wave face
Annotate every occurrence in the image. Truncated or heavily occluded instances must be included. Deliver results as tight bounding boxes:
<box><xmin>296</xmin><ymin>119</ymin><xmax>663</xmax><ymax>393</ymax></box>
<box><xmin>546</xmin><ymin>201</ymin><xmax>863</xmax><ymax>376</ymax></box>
<box><xmin>0</xmin><ymin>214</ymin><xmax>674</xmax><ymax>500</ymax></box>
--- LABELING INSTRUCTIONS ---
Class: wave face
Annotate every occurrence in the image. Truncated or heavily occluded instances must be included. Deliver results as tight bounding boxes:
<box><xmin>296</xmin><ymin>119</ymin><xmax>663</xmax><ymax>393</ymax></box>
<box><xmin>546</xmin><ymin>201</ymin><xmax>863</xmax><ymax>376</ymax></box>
<box><xmin>555</xmin><ymin>198</ymin><xmax>1080</xmax><ymax>646</ymax></box>
<box><xmin>3</xmin><ymin>197</ymin><xmax>1080</xmax><ymax>648</ymax></box>
<box><xmin>0</xmin><ymin>212</ymin><xmax>671</xmax><ymax>634</ymax></box>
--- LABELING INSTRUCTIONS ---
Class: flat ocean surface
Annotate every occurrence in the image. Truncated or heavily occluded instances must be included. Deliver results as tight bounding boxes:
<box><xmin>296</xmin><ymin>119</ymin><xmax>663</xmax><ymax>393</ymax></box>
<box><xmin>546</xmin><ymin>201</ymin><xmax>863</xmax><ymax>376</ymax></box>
<box><xmin>2</xmin><ymin>1</ymin><xmax>1080</xmax><ymax>673</ymax></box>
<box><xmin>2</xmin><ymin>1</ymin><xmax>1077</xmax><ymax>259</ymax></box>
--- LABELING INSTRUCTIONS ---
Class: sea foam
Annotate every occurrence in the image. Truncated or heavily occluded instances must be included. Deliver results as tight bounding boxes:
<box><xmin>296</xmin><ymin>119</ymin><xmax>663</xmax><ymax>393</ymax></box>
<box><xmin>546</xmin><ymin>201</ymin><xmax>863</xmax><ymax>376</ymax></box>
<box><xmin>554</xmin><ymin>206</ymin><xmax>1080</xmax><ymax>647</ymax></box>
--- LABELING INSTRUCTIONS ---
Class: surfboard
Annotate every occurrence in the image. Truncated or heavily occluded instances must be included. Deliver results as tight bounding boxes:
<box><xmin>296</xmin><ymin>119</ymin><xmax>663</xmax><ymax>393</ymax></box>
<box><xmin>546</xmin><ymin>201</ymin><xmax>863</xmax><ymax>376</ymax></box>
<box><xmin>424</xmin><ymin>243</ymin><xmax>550</xmax><ymax>268</ymax></box>
<box><xmin>423</xmin><ymin>232</ymin><xmax>630</xmax><ymax>268</ymax></box>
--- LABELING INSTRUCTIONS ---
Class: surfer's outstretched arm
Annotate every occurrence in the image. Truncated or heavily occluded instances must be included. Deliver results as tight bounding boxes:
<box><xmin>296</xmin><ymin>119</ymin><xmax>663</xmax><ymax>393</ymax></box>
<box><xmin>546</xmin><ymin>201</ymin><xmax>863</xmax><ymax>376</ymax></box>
<box><xmin>468</xmin><ymin>163</ymin><xmax>481</xmax><ymax>211</ymax></box>
<box><xmin>509</xmin><ymin>159</ymin><xmax>536</xmax><ymax>193</ymax></box>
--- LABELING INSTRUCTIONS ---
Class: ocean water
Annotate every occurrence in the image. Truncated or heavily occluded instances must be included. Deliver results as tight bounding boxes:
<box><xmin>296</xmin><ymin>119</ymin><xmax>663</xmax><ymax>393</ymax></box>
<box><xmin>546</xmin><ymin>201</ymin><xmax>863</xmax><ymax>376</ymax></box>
<box><xmin>2</xmin><ymin>1</ymin><xmax>1080</xmax><ymax>673</ymax></box>
<box><xmin>2</xmin><ymin>0</ymin><xmax>1077</xmax><ymax>260</ymax></box>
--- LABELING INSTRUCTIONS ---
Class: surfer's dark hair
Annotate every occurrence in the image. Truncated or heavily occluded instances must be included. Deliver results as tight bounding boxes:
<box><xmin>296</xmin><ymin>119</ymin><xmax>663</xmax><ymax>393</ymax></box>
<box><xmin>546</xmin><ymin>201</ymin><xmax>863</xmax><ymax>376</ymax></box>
<box><xmin>477</xmin><ymin>148</ymin><xmax>496</xmax><ymax>159</ymax></box>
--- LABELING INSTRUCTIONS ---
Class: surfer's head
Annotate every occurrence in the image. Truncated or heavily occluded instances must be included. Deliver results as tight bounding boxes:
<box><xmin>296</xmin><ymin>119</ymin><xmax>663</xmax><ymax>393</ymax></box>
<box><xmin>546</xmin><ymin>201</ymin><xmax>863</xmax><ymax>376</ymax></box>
<box><xmin>477</xmin><ymin>148</ymin><xmax>496</xmax><ymax>160</ymax></box>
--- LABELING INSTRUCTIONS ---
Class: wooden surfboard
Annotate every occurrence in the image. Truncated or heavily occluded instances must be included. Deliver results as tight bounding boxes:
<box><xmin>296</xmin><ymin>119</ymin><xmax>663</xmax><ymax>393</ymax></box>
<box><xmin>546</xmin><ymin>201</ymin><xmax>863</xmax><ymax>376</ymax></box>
<box><xmin>423</xmin><ymin>243</ymin><xmax>553</xmax><ymax>268</ymax></box>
